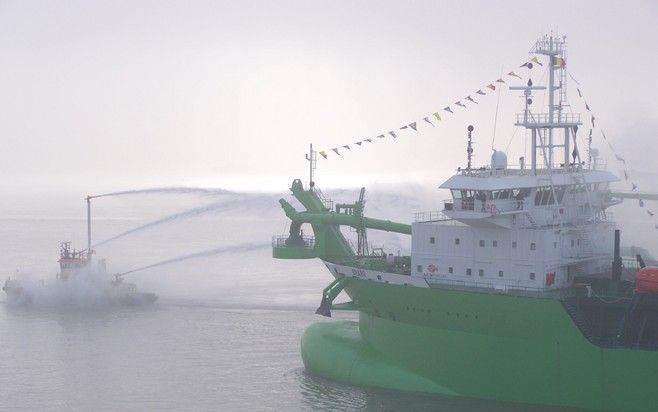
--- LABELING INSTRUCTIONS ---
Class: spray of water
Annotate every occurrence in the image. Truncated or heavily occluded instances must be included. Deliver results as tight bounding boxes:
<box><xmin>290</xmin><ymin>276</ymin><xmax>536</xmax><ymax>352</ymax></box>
<box><xmin>92</xmin><ymin>196</ymin><xmax>271</xmax><ymax>247</ymax></box>
<box><xmin>93</xmin><ymin>186</ymin><xmax>238</xmax><ymax>198</ymax></box>
<box><xmin>118</xmin><ymin>242</ymin><xmax>270</xmax><ymax>277</ymax></box>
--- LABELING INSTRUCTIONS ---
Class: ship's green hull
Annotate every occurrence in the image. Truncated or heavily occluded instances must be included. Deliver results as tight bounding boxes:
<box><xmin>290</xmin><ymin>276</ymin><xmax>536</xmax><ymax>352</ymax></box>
<box><xmin>301</xmin><ymin>277</ymin><xmax>658</xmax><ymax>412</ymax></box>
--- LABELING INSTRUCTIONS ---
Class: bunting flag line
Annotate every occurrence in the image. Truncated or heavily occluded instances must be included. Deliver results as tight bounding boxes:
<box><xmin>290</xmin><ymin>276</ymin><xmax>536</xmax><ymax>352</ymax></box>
<box><xmin>575</xmin><ymin>82</ymin><xmax>657</xmax><ymax>223</ymax></box>
<box><xmin>316</xmin><ymin>58</ymin><xmax>536</xmax><ymax>160</ymax></box>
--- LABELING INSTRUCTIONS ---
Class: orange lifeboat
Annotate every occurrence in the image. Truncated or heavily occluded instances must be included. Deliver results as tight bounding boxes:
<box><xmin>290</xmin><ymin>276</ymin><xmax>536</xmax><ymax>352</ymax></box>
<box><xmin>636</xmin><ymin>267</ymin><xmax>658</xmax><ymax>294</ymax></box>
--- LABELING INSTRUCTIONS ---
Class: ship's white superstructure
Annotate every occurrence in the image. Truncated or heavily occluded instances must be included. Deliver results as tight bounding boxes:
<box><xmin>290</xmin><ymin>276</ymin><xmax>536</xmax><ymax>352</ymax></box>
<box><xmin>411</xmin><ymin>35</ymin><xmax>619</xmax><ymax>292</ymax></box>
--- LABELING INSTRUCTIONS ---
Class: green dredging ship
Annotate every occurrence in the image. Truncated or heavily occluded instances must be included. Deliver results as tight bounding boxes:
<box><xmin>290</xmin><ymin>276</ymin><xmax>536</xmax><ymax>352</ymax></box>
<box><xmin>273</xmin><ymin>35</ymin><xmax>658</xmax><ymax>411</ymax></box>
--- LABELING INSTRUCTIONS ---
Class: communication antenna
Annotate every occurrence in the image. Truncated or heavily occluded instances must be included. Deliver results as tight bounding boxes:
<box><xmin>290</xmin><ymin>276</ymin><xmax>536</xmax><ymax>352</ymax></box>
<box><xmin>305</xmin><ymin>144</ymin><xmax>317</xmax><ymax>189</ymax></box>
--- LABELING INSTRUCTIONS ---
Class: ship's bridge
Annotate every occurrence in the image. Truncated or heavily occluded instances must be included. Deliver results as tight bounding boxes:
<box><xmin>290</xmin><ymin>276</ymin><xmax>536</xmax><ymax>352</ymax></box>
<box><xmin>439</xmin><ymin>166</ymin><xmax>619</xmax><ymax>228</ymax></box>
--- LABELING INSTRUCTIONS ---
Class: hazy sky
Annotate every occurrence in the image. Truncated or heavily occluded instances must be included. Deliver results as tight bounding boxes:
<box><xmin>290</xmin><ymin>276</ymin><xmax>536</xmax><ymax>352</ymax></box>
<box><xmin>1</xmin><ymin>0</ymin><xmax>657</xmax><ymax>194</ymax></box>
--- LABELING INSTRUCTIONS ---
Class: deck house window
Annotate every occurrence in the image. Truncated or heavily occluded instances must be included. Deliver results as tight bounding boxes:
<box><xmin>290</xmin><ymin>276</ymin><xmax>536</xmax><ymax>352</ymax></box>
<box><xmin>448</xmin><ymin>267</ymin><xmax>453</xmax><ymax>274</ymax></box>
<box><xmin>530</xmin><ymin>242</ymin><xmax>536</xmax><ymax>250</ymax></box>
<box><xmin>512</xmin><ymin>241</ymin><xmax>517</xmax><ymax>248</ymax></box>
<box><xmin>466</xmin><ymin>268</ymin><xmax>472</xmax><ymax>276</ymax></box>
<box><xmin>530</xmin><ymin>272</ymin><xmax>536</xmax><ymax>280</ymax></box>
<box><xmin>498</xmin><ymin>270</ymin><xmax>504</xmax><ymax>277</ymax></box>
<box><xmin>493</xmin><ymin>240</ymin><xmax>498</xmax><ymax>248</ymax></box>
<box><xmin>479</xmin><ymin>240</ymin><xmax>485</xmax><ymax>247</ymax></box>
<box><xmin>417</xmin><ymin>265</ymin><xmax>422</xmax><ymax>273</ymax></box>
<box><xmin>430</xmin><ymin>237</ymin><xmax>435</xmax><ymax>244</ymax></box>
<box><xmin>455</xmin><ymin>238</ymin><xmax>460</xmax><ymax>245</ymax></box>
<box><xmin>478</xmin><ymin>269</ymin><xmax>484</xmax><ymax>277</ymax></box>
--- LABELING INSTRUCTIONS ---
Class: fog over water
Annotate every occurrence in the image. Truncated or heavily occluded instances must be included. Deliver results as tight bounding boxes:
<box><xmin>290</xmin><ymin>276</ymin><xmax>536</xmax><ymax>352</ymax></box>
<box><xmin>1</xmin><ymin>0</ymin><xmax>657</xmax><ymax>410</ymax></box>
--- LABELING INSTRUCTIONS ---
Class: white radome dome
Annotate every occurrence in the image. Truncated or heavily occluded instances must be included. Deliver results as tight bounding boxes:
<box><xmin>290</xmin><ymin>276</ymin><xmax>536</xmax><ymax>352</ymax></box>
<box><xmin>491</xmin><ymin>150</ymin><xmax>508</xmax><ymax>170</ymax></box>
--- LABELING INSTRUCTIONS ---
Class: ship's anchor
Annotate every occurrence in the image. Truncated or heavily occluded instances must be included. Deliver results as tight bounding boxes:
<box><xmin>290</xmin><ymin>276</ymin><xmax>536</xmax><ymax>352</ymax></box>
<box><xmin>315</xmin><ymin>277</ymin><xmax>348</xmax><ymax>317</ymax></box>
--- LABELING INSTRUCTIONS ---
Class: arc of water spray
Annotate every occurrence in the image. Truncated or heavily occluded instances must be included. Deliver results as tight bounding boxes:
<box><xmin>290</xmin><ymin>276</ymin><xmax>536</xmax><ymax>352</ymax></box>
<box><xmin>117</xmin><ymin>242</ymin><xmax>270</xmax><ymax>277</ymax></box>
<box><xmin>93</xmin><ymin>186</ymin><xmax>239</xmax><ymax>198</ymax></box>
<box><xmin>92</xmin><ymin>195</ymin><xmax>273</xmax><ymax>247</ymax></box>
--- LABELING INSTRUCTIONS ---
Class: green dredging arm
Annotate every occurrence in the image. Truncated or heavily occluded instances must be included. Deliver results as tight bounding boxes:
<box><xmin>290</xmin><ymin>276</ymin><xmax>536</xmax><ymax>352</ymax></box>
<box><xmin>272</xmin><ymin>179</ymin><xmax>411</xmax><ymax>260</ymax></box>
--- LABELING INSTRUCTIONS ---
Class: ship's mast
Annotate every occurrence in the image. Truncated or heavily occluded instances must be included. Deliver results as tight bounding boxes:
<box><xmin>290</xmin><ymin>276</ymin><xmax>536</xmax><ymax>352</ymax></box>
<box><xmin>86</xmin><ymin>195</ymin><xmax>92</xmax><ymax>258</ymax></box>
<box><xmin>514</xmin><ymin>34</ymin><xmax>581</xmax><ymax>174</ymax></box>
<box><xmin>305</xmin><ymin>144</ymin><xmax>317</xmax><ymax>189</ymax></box>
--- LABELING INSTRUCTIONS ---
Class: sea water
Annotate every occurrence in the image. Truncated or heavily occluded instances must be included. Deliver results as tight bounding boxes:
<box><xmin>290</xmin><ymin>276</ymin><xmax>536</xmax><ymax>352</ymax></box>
<box><xmin>0</xmin><ymin>189</ymin><xmax>632</xmax><ymax>411</ymax></box>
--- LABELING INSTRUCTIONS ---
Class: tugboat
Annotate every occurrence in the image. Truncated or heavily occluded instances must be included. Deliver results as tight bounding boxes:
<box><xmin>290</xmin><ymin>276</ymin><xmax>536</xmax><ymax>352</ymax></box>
<box><xmin>273</xmin><ymin>35</ymin><xmax>658</xmax><ymax>411</ymax></box>
<box><xmin>3</xmin><ymin>196</ymin><xmax>157</xmax><ymax>306</ymax></box>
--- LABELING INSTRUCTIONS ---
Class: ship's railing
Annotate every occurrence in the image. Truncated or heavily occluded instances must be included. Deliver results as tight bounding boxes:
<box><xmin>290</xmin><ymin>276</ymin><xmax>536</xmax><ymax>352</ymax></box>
<box><xmin>424</xmin><ymin>275</ymin><xmax>572</xmax><ymax>297</ymax></box>
<box><xmin>271</xmin><ymin>235</ymin><xmax>315</xmax><ymax>249</ymax></box>
<box><xmin>515</xmin><ymin>112</ymin><xmax>581</xmax><ymax>125</ymax></box>
<box><xmin>313</xmin><ymin>188</ymin><xmax>334</xmax><ymax>211</ymax></box>
<box><xmin>413</xmin><ymin>210</ymin><xmax>453</xmax><ymax>223</ymax></box>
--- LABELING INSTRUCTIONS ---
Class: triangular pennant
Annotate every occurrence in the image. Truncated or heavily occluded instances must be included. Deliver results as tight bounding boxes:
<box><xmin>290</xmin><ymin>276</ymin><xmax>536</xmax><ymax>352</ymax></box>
<box><xmin>615</xmin><ymin>154</ymin><xmax>626</xmax><ymax>163</ymax></box>
<box><xmin>496</xmin><ymin>78</ymin><xmax>506</xmax><ymax>84</ymax></box>
<box><xmin>364</xmin><ymin>138</ymin><xmax>372</xmax><ymax>143</ymax></box>
<box><xmin>476</xmin><ymin>89</ymin><xmax>486</xmax><ymax>95</ymax></box>
<box><xmin>409</xmin><ymin>122</ymin><xmax>417</xmax><ymax>131</ymax></box>
<box><xmin>389</xmin><ymin>131</ymin><xmax>397</xmax><ymax>138</ymax></box>
<box><xmin>455</xmin><ymin>101</ymin><xmax>466</xmax><ymax>108</ymax></box>
<box><xmin>332</xmin><ymin>148</ymin><xmax>340</xmax><ymax>155</ymax></box>
<box><xmin>554</xmin><ymin>57</ymin><xmax>566</xmax><ymax>67</ymax></box>
<box><xmin>530</xmin><ymin>56</ymin><xmax>543</xmax><ymax>66</ymax></box>
<box><xmin>486</xmin><ymin>84</ymin><xmax>496</xmax><ymax>90</ymax></box>
<box><xmin>648</xmin><ymin>210</ymin><xmax>654</xmax><ymax>217</ymax></box>
<box><xmin>624</xmin><ymin>170</ymin><xmax>629</xmax><ymax>180</ymax></box>
<box><xmin>319</xmin><ymin>151</ymin><xmax>327</xmax><ymax>159</ymax></box>
<box><xmin>465</xmin><ymin>96</ymin><xmax>477</xmax><ymax>104</ymax></box>
<box><xmin>591</xmin><ymin>115</ymin><xmax>596</xmax><ymax>128</ymax></box>
<box><xmin>399</xmin><ymin>125</ymin><xmax>409</xmax><ymax>130</ymax></box>
<box><xmin>639</xmin><ymin>199</ymin><xmax>645</xmax><ymax>207</ymax></box>
<box><xmin>520</xmin><ymin>62</ymin><xmax>533</xmax><ymax>69</ymax></box>
<box><xmin>577</xmin><ymin>87</ymin><xmax>583</xmax><ymax>98</ymax></box>
<box><xmin>342</xmin><ymin>145</ymin><xmax>351</xmax><ymax>150</ymax></box>
<box><xmin>423</xmin><ymin>116</ymin><xmax>434</xmax><ymax>126</ymax></box>
<box><xmin>355</xmin><ymin>141</ymin><xmax>363</xmax><ymax>146</ymax></box>
<box><xmin>632</xmin><ymin>182</ymin><xmax>638</xmax><ymax>191</ymax></box>
<box><xmin>377</xmin><ymin>134</ymin><xmax>385</xmax><ymax>139</ymax></box>
<box><xmin>507</xmin><ymin>71</ymin><xmax>521</xmax><ymax>79</ymax></box>
<box><xmin>585</xmin><ymin>103</ymin><xmax>591</xmax><ymax>111</ymax></box>
<box><xmin>443</xmin><ymin>106</ymin><xmax>453</xmax><ymax>114</ymax></box>
<box><xmin>433</xmin><ymin>112</ymin><xmax>442</xmax><ymax>121</ymax></box>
